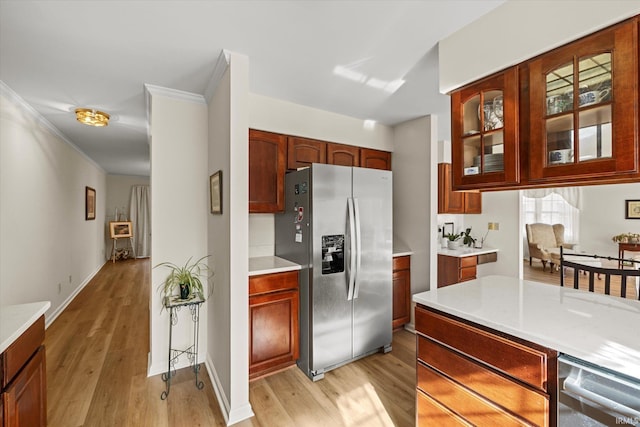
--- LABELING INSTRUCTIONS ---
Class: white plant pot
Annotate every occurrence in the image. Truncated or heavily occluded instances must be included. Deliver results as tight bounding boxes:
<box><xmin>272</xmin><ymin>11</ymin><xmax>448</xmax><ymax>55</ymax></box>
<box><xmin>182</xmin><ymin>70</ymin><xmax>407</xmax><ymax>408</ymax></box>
<box><xmin>447</xmin><ymin>241</ymin><xmax>459</xmax><ymax>250</ymax></box>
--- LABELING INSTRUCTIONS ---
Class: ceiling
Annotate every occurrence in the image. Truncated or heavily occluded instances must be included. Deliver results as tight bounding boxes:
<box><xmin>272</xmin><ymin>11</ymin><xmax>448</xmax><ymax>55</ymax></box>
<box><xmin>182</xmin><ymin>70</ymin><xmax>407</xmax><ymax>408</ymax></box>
<box><xmin>0</xmin><ymin>0</ymin><xmax>505</xmax><ymax>176</ymax></box>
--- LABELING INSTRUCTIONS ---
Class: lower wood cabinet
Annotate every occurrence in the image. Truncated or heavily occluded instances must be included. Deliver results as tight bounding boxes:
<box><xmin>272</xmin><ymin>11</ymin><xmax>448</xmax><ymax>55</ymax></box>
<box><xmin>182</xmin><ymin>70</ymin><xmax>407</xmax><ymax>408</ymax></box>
<box><xmin>1</xmin><ymin>316</ymin><xmax>47</xmax><ymax>427</ymax></box>
<box><xmin>249</xmin><ymin>271</ymin><xmax>299</xmax><ymax>380</ymax></box>
<box><xmin>392</xmin><ymin>255</ymin><xmax>411</xmax><ymax>329</ymax></box>
<box><xmin>415</xmin><ymin>305</ymin><xmax>557</xmax><ymax>427</ymax></box>
<box><xmin>437</xmin><ymin>254</ymin><xmax>477</xmax><ymax>288</ymax></box>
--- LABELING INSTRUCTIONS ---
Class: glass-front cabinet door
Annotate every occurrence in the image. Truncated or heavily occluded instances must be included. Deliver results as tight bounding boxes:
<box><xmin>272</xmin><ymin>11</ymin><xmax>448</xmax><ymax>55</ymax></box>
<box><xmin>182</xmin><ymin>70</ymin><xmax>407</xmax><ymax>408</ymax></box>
<box><xmin>451</xmin><ymin>67</ymin><xmax>519</xmax><ymax>190</ymax></box>
<box><xmin>528</xmin><ymin>19</ymin><xmax>638</xmax><ymax>183</ymax></box>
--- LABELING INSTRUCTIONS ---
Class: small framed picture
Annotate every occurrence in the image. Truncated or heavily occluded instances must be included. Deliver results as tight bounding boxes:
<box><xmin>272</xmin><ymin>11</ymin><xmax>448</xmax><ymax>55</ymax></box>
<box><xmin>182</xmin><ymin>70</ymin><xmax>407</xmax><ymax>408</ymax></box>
<box><xmin>85</xmin><ymin>186</ymin><xmax>96</xmax><ymax>220</ymax></box>
<box><xmin>109</xmin><ymin>221</ymin><xmax>133</xmax><ymax>239</ymax></box>
<box><xmin>210</xmin><ymin>170</ymin><xmax>222</xmax><ymax>214</ymax></box>
<box><xmin>625</xmin><ymin>199</ymin><xmax>640</xmax><ymax>219</ymax></box>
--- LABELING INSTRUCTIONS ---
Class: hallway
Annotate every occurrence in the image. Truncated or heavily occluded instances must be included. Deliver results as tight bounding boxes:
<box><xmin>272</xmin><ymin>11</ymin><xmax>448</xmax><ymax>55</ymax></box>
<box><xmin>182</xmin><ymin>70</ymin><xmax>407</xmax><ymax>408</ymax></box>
<box><xmin>45</xmin><ymin>259</ymin><xmax>226</xmax><ymax>426</ymax></box>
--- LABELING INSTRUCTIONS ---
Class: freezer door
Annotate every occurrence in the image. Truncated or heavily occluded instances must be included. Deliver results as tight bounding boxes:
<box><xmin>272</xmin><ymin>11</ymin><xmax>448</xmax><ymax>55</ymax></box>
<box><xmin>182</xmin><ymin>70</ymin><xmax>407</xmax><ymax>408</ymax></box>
<box><xmin>352</xmin><ymin>167</ymin><xmax>393</xmax><ymax>357</ymax></box>
<box><xmin>310</xmin><ymin>164</ymin><xmax>354</xmax><ymax>372</ymax></box>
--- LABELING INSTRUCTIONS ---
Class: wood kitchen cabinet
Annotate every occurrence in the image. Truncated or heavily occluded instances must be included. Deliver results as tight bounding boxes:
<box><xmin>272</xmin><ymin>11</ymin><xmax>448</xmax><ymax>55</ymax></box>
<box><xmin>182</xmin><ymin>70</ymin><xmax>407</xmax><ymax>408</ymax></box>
<box><xmin>327</xmin><ymin>142</ymin><xmax>360</xmax><ymax>167</ymax></box>
<box><xmin>249</xmin><ymin>271</ymin><xmax>299</xmax><ymax>380</ymax></box>
<box><xmin>360</xmin><ymin>148</ymin><xmax>391</xmax><ymax>170</ymax></box>
<box><xmin>437</xmin><ymin>252</ymin><xmax>498</xmax><ymax>288</ymax></box>
<box><xmin>415</xmin><ymin>305</ymin><xmax>557</xmax><ymax>427</ymax></box>
<box><xmin>438</xmin><ymin>163</ymin><xmax>481</xmax><ymax>214</ymax></box>
<box><xmin>1</xmin><ymin>316</ymin><xmax>47</xmax><ymax>427</ymax></box>
<box><xmin>289</xmin><ymin>136</ymin><xmax>391</xmax><ymax>171</ymax></box>
<box><xmin>287</xmin><ymin>136</ymin><xmax>326</xmax><ymax>170</ymax></box>
<box><xmin>451</xmin><ymin>66</ymin><xmax>520</xmax><ymax>190</ymax></box>
<box><xmin>392</xmin><ymin>255</ymin><xmax>411</xmax><ymax>330</ymax></box>
<box><xmin>437</xmin><ymin>254</ymin><xmax>477</xmax><ymax>288</ymax></box>
<box><xmin>449</xmin><ymin>16</ymin><xmax>640</xmax><ymax>191</ymax></box>
<box><xmin>249</xmin><ymin>129</ymin><xmax>287</xmax><ymax>213</ymax></box>
<box><xmin>526</xmin><ymin>18</ymin><xmax>639</xmax><ymax>185</ymax></box>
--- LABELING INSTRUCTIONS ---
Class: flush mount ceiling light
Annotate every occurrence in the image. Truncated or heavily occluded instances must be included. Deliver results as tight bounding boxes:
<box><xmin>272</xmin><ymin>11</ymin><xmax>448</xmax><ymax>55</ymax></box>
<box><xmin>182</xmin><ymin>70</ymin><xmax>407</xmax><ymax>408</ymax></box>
<box><xmin>75</xmin><ymin>108</ymin><xmax>110</xmax><ymax>127</ymax></box>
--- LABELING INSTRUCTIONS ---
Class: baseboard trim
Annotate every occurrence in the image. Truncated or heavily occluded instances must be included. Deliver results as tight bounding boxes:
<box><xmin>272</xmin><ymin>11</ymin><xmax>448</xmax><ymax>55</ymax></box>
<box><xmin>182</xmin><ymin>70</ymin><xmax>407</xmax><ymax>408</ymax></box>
<box><xmin>45</xmin><ymin>262</ymin><xmax>104</xmax><ymax>329</ymax></box>
<box><xmin>204</xmin><ymin>355</ymin><xmax>254</xmax><ymax>426</ymax></box>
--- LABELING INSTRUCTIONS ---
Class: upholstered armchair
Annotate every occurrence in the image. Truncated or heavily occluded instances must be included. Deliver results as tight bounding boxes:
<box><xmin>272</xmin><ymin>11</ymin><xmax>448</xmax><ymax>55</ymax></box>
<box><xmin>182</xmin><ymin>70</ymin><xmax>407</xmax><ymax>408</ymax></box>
<box><xmin>525</xmin><ymin>223</ymin><xmax>577</xmax><ymax>271</ymax></box>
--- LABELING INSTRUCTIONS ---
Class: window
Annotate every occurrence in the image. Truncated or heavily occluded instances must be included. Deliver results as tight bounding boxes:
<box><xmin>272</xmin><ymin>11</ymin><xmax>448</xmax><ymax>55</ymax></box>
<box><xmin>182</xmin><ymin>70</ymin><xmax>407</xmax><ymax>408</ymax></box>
<box><xmin>522</xmin><ymin>192</ymin><xmax>580</xmax><ymax>243</ymax></box>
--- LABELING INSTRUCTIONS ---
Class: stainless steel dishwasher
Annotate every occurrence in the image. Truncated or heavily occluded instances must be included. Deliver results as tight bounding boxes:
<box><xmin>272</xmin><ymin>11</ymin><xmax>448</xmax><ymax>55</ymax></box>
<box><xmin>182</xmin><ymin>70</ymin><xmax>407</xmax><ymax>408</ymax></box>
<box><xmin>558</xmin><ymin>354</ymin><xmax>640</xmax><ymax>426</ymax></box>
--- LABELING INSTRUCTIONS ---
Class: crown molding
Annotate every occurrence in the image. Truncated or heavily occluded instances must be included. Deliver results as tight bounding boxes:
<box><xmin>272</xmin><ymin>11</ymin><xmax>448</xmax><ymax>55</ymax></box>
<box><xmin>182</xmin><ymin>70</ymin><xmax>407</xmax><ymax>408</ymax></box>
<box><xmin>0</xmin><ymin>80</ymin><xmax>105</xmax><ymax>173</ymax></box>
<box><xmin>143</xmin><ymin>84</ymin><xmax>206</xmax><ymax>105</ymax></box>
<box><xmin>204</xmin><ymin>49</ymin><xmax>231</xmax><ymax>103</ymax></box>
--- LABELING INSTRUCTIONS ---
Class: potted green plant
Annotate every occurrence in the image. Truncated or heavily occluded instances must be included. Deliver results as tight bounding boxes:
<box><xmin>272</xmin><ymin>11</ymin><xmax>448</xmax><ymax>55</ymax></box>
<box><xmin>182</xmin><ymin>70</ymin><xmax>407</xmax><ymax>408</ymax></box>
<box><xmin>461</xmin><ymin>228</ymin><xmax>476</xmax><ymax>247</ymax></box>
<box><xmin>446</xmin><ymin>232</ymin><xmax>461</xmax><ymax>250</ymax></box>
<box><xmin>155</xmin><ymin>255</ymin><xmax>213</xmax><ymax>301</ymax></box>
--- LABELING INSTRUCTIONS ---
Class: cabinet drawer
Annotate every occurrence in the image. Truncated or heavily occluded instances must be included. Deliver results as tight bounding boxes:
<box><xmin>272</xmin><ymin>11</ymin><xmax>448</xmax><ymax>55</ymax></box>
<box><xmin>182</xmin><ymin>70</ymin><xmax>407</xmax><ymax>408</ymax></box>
<box><xmin>418</xmin><ymin>335</ymin><xmax>549</xmax><ymax>426</ymax></box>
<box><xmin>459</xmin><ymin>256</ymin><xmax>477</xmax><ymax>268</ymax></box>
<box><xmin>392</xmin><ymin>255</ymin><xmax>410</xmax><ymax>271</ymax></box>
<box><xmin>418</xmin><ymin>363</ymin><xmax>530</xmax><ymax>426</ymax></box>
<box><xmin>458</xmin><ymin>266</ymin><xmax>476</xmax><ymax>281</ymax></box>
<box><xmin>2</xmin><ymin>316</ymin><xmax>44</xmax><ymax>388</ymax></box>
<box><xmin>417</xmin><ymin>389</ymin><xmax>472</xmax><ymax>426</ymax></box>
<box><xmin>415</xmin><ymin>306</ymin><xmax>548</xmax><ymax>390</ymax></box>
<box><xmin>249</xmin><ymin>271</ymin><xmax>299</xmax><ymax>296</ymax></box>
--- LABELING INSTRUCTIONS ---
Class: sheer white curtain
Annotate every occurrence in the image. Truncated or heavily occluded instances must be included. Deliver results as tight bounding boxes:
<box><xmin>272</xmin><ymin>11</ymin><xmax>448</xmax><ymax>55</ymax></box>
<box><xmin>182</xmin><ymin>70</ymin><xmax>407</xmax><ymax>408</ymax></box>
<box><xmin>129</xmin><ymin>185</ymin><xmax>151</xmax><ymax>258</ymax></box>
<box><xmin>522</xmin><ymin>188</ymin><xmax>582</xmax><ymax>257</ymax></box>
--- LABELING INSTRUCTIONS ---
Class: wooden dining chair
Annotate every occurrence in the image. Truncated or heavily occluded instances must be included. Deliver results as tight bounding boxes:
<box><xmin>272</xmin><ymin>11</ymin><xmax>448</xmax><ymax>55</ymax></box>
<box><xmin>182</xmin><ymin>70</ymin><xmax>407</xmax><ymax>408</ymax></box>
<box><xmin>559</xmin><ymin>247</ymin><xmax>640</xmax><ymax>300</ymax></box>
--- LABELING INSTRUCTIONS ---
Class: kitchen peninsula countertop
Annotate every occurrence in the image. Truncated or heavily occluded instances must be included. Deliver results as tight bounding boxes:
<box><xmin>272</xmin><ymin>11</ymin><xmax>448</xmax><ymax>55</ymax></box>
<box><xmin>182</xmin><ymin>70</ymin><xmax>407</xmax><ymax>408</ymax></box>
<box><xmin>437</xmin><ymin>246</ymin><xmax>498</xmax><ymax>257</ymax></box>
<box><xmin>413</xmin><ymin>275</ymin><xmax>640</xmax><ymax>380</ymax></box>
<box><xmin>0</xmin><ymin>301</ymin><xmax>51</xmax><ymax>354</ymax></box>
<box><xmin>249</xmin><ymin>256</ymin><xmax>301</xmax><ymax>276</ymax></box>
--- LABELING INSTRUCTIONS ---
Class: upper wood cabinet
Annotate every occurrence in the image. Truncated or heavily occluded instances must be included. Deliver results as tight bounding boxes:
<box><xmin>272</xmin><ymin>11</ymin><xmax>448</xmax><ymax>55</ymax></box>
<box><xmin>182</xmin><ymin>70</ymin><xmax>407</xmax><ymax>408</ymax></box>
<box><xmin>438</xmin><ymin>163</ymin><xmax>481</xmax><ymax>214</ymax></box>
<box><xmin>327</xmin><ymin>142</ymin><xmax>360</xmax><ymax>167</ymax></box>
<box><xmin>249</xmin><ymin>129</ymin><xmax>286</xmax><ymax>213</ymax></box>
<box><xmin>450</xmin><ymin>16</ymin><xmax>639</xmax><ymax>190</ymax></box>
<box><xmin>451</xmin><ymin>67</ymin><xmax>520</xmax><ymax>190</ymax></box>
<box><xmin>527</xmin><ymin>19</ymin><xmax>638</xmax><ymax>185</ymax></box>
<box><xmin>360</xmin><ymin>148</ymin><xmax>391</xmax><ymax>170</ymax></box>
<box><xmin>288</xmin><ymin>136</ymin><xmax>391</xmax><ymax>171</ymax></box>
<box><xmin>287</xmin><ymin>136</ymin><xmax>326</xmax><ymax>170</ymax></box>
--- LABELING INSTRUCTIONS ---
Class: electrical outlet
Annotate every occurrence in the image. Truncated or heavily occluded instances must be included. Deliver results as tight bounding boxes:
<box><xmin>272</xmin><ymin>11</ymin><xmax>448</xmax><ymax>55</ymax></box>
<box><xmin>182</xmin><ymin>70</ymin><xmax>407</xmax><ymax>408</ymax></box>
<box><xmin>58</xmin><ymin>283</ymin><xmax>62</xmax><ymax>294</ymax></box>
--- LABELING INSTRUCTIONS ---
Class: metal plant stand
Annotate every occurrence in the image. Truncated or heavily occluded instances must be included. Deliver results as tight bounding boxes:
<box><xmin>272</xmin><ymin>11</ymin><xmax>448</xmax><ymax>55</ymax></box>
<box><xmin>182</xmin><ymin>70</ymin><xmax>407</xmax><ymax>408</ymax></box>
<box><xmin>160</xmin><ymin>292</ymin><xmax>205</xmax><ymax>400</ymax></box>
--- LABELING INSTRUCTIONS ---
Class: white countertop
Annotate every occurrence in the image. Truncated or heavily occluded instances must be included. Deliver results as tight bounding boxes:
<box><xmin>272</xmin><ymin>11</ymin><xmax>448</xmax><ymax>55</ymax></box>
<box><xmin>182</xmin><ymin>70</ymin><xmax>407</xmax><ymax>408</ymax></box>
<box><xmin>393</xmin><ymin>242</ymin><xmax>413</xmax><ymax>257</ymax></box>
<box><xmin>249</xmin><ymin>256</ymin><xmax>301</xmax><ymax>276</ymax></box>
<box><xmin>413</xmin><ymin>275</ymin><xmax>640</xmax><ymax>380</ymax></box>
<box><xmin>437</xmin><ymin>246</ymin><xmax>498</xmax><ymax>257</ymax></box>
<box><xmin>0</xmin><ymin>301</ymin><xmax>50</xmax><ymax>354</ymax></box>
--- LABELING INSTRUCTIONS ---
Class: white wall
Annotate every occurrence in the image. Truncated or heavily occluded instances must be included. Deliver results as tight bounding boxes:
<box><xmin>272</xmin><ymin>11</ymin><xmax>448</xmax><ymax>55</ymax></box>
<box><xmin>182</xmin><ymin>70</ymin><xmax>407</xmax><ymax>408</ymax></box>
<box><xmin>104</xmin><ymin>174</ymin><xmax>150</xmax><ymax>260</ymax></box>
<box><xmin>439</xmin><ymin>0</ymin><xmax>640</xmax><ymax>93</ymax></box>
<box><xmin>0</xmin><ymin>82</ymin><xmax>106</xmax><ymax>326</ymax></box>
<box><xmin>249</xmin><ymin>93</ymin><xmax>394</xmax><ymax>151</ymax></box>
<box><xmin>580</xmin><ymin>182</ymin><xmax>640</xmax><ymax>258</ymax></box>
<box><xmin>393</xmin><ymin>116</ymin><xmax>438</xmax><ymax>294</ymax></box>
<box><xmin>463</xmin><ymin>190</ymin><xmax>522</xmax><ymax>279</ymax></box>
<box><xmin>146</xmin><ymin>86</ymin><xmax>208</xmax><ymax>377</ymax></box>
<box><xmin>207</xmin><ymin>52</ymin><xmax>253</xmax><ymax>425</ymax></box>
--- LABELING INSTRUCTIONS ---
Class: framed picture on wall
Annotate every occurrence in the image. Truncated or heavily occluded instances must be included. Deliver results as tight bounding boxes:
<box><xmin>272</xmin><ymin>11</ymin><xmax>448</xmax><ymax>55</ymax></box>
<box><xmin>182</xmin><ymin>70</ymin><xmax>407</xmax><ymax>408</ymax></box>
<box><xmin>109</xmin><ymin>221</ymin><xmax>133</xmax><ymax>239</ymax></box>
<box><xmin>85</xmin><ymin>186</ymin><xmax>96</xmax><ymax>220</ymax></box>
<box><xmin>210</xmin><ymin>170</ymin><xmax>222</xmax><ymax>214</ymax></box>
<box><xmin>625</xmin><ymin>199</ymin><xmax>640</xmax><ymax>219</ymax></box>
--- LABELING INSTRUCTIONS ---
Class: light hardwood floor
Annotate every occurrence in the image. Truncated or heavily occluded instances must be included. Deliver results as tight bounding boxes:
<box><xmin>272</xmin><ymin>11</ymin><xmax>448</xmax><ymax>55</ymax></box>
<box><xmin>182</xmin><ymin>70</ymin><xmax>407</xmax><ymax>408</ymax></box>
<box><xmin>45</xmin><ymin>259</ymin><xmax>416</xmax><ymax>427</ymax></box>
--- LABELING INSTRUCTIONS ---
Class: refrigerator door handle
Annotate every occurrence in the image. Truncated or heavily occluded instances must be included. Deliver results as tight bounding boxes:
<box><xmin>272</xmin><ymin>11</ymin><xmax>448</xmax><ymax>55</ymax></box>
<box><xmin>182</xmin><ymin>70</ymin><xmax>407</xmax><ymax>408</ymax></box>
<box><xmin>353</xmin><ymin>198</ymin><xmax>362</xmax><ymax>299</ymax></box>
<box><xmin>347</xmin><ymin>197</ymin><xmax>357</xmax><ymax>301</ymax></box>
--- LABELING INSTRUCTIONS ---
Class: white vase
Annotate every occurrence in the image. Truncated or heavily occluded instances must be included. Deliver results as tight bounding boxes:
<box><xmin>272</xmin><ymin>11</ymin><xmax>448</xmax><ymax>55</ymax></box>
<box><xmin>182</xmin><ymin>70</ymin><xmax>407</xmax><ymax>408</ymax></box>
<box><xmin>447</xmin><ymin>240</ymin><xmax>458</xmax><ymax>250</ymax></box>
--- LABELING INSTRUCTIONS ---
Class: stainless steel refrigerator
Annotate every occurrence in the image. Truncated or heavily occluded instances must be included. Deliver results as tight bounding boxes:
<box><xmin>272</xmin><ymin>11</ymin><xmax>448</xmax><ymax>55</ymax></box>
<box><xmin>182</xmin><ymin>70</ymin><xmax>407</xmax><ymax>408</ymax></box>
<box><xmin>275</xmin><ymin>163</ymin><xmax>392</xmax><ymax>381</ymax></box>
